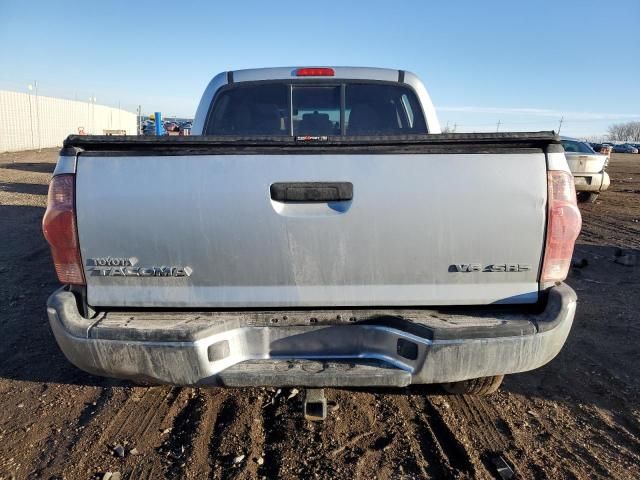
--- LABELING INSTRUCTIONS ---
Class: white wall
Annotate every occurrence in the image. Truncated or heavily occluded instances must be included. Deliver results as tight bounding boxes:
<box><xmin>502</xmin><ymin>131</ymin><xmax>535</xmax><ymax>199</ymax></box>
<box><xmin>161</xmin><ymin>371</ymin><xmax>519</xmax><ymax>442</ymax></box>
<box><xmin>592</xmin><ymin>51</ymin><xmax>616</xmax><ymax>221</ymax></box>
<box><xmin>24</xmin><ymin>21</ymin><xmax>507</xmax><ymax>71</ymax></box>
<box><xmin>0</xmin><ymin>90</ymin><xmax>137</xmax><ymax>152</ymax></box>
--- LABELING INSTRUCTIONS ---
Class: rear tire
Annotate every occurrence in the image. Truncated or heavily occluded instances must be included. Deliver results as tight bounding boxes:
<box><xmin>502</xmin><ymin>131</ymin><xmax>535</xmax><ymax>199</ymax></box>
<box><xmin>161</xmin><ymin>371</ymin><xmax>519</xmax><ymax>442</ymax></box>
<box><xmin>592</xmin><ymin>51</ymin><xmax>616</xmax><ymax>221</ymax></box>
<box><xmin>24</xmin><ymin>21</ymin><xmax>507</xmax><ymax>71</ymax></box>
<box><xmin>441</xmin><ymin>375</ymin><xmax>504</xmax><ymax>395</ymax></box>
<box><xmin>577</xmin><ymin>192</ymin><xmax>599</xmax><ymax>203</ymax></box>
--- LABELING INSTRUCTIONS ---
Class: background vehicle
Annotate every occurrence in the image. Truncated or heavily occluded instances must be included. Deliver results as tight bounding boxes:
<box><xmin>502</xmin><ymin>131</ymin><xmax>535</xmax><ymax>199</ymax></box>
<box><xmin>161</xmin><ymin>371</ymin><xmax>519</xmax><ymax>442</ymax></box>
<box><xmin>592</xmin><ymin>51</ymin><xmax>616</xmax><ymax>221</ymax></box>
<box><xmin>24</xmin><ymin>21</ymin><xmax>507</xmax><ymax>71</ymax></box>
<box><xmin>179</xmin><ymin>121</ymin><xmax>192</xmax><ymax>136</ymax></box>
<box><xmin>141</xmin><ymin>123</ymin><xmax>156</xmax><ymax>136</ymax></box>
<box><xmin>589</xmin><ymin>142</ymin><xmax>613</xmax><ymax>155</ymax></box>
<box><xmin>163</xmin><ymin>121</ymin><xmax>180</xmax><ymax>133</ymax></box>
<box><xmin>43</xmin><ymin>67</ymin><xmax>581</xmax><ymax>395</ymax></box>
<box><xmin>561</xmin><ymin>136</ymin><xmax>610</xmax><ymax>203</ymax></box>
<box><xmin>612</xmin><ymin>144</ymin><xmax>638</xmax><ymax>154</ymax></box>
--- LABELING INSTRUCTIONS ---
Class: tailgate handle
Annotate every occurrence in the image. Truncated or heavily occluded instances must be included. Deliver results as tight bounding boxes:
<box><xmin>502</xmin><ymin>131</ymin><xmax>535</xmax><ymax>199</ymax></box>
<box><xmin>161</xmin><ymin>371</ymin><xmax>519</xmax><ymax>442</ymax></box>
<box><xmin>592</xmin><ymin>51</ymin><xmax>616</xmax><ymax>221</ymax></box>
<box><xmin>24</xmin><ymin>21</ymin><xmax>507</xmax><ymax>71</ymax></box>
<box><xmin>270</xmin><ymin>182</ymin><xmax>353</xmax><ymax>202</ymax></box>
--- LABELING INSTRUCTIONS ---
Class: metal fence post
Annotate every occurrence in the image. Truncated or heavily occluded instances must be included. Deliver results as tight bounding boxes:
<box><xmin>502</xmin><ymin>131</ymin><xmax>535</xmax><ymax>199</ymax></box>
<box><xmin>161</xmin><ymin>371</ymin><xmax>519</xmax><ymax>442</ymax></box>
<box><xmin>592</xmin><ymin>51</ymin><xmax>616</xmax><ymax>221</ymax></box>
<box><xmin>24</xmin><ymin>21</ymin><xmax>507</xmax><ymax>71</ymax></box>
<box><xmin>27</xmin><ymin>86</ymin><xmax>34</xmax><ymax>149</ymax></box>
<box><xmin>34</xmin><ymin>81</ymin><xmax>41</xmax><ymax>151</ymax></box>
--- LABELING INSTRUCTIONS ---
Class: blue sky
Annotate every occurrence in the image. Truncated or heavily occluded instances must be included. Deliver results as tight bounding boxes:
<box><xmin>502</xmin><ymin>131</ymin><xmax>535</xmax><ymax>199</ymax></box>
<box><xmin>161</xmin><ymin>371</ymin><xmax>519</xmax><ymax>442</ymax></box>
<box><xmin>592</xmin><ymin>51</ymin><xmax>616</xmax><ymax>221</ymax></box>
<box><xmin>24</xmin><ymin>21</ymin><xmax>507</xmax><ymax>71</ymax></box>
<box><xmin>1</xmin><ymin>0</ymin><xmax>638</xmax><ymax>137</ymax></box>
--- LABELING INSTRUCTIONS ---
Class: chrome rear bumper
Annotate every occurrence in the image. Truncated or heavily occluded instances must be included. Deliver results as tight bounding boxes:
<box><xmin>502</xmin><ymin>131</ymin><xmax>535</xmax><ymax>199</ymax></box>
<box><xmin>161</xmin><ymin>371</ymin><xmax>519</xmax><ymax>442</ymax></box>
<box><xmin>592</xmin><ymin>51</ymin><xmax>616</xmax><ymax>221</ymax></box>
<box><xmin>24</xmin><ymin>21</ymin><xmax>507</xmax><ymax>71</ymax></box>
<box><xmin>47</xmin><ymin>284</ymin><xmax>576</xmax><ymax>387</ymax></box>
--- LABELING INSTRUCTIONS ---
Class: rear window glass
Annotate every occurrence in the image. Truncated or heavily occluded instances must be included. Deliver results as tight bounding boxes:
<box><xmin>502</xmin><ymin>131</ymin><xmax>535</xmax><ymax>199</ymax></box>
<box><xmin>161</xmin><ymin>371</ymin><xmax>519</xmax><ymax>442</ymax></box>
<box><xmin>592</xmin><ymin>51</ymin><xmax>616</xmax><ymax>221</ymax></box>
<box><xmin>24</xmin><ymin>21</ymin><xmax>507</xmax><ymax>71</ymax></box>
<box><xmin>205</xmin><ymin>82</ymin><xmax>427</xmax><ymax>136</ymax></box>
<box><xmin>561</xmin><ymin>140</ymin><xmax>596</xmax><ymax>154</ymax></box>
<box><xmin>345</xmin><ymin>84</ymin><xmax>426</xmax><ymax>135</ymax></box>
<box><xmin>207</xmin><ymin>84</ymin><xmax>289</xmax><ymax>135</ymax></box>
<box><xmin>292</xmin><ymin>86</ymin><xmax>341</xmax><ymax>136</ymax></box>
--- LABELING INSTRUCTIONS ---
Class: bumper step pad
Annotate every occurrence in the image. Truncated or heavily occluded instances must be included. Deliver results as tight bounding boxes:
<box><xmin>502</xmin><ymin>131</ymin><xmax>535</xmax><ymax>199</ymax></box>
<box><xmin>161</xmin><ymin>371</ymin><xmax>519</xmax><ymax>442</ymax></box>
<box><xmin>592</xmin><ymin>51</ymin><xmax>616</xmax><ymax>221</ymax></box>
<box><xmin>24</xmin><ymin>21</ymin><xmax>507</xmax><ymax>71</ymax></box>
<box><xmin>217</xmin><ymin>359</ymin><xmax>411</xmax><ymax>387</ymax></box>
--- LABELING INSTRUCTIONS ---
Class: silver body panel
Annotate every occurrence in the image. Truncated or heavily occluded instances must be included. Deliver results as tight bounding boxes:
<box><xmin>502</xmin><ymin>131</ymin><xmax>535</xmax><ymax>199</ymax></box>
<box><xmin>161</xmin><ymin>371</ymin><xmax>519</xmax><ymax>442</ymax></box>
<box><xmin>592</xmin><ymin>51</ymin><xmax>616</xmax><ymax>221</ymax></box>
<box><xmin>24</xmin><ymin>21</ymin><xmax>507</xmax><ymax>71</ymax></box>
<box><xmin>547</xmin><ymin>151</ymin><xmax>572</xmax><ymax>172</ymax></box>
<box><xmin>564</xmin><ymin>152</ymin><xmax>607</xmax><ymax>174</ymax></box>
<box><xmin>52</xmin><ymin>155</ymin><xmax>76</xmax><ymax>176</ymax></box>
<box><xmin>76</xmin><ymin>152</ymin><xmax>547</xmax><ymax>308</ymax></box>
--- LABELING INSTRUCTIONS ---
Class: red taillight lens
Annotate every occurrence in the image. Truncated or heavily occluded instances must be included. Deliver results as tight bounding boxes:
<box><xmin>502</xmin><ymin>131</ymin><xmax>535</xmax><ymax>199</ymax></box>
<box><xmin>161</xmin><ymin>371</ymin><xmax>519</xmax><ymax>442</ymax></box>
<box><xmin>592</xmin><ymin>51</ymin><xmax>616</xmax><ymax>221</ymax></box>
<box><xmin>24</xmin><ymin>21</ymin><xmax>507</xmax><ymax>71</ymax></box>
<box><xmin>42</xmin><ymin>174</ymin><xmax>85</xmax><ymax>285</ymax></box>
<box><xmin>541</xmin><ymin>170</ymin><xmax>582</xmax><ymax>284</ymax></box>
<box><xmin>296</xmin><ymin>67</ymin><xmax>335</xmax><ymax>77</ymax></box>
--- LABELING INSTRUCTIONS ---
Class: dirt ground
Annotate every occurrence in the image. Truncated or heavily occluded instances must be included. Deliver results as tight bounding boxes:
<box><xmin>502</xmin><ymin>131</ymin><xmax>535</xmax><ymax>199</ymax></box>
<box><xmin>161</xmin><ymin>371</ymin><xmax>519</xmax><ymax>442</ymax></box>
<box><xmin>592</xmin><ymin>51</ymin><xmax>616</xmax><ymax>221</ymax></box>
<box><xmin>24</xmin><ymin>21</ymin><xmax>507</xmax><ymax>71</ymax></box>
<box><xmin>0</xmin><ymin>149</ymin><xmax>638</xmax><ymax>480</ymax></box>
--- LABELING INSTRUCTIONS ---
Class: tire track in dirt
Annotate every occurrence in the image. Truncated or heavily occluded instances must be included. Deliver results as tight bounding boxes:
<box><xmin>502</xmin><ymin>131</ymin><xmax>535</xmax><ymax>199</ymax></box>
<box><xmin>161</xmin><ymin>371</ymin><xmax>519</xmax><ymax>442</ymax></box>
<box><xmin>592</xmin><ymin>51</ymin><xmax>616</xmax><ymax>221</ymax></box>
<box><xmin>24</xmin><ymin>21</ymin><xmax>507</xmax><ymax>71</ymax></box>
<box><xmin>134</xmin><ymin>387</ymin><xmax>181</xmax><ymax>439</ymax></box>
<box><xmin>313</xmin><ymin>390</ymin><xmax>411</xmax><ymax>479</ymax></box>
<box><xmin>580</xmin><ymin>216</ymin><xmax>640</xmax><ymax>248</ymax></box>
<box><xmin>201</xmin><ymin>388</ymin><xmax>266</xmax><ymax>480</ymax></box>
<box><xmin>446</xmin><ymin>394</ymin><xmax>554</xmax><ymax>479</ymax></box>
<box><xmin>254</xmin><ymin>389</ymin><xmax>400</xmax><ymax>479</ymax></box>
<box><xmin>124</xmin><ymin>463</ymin><xmax>157</xmax><ymax>480</ymax></box>
<box><xmin>160</xmin><ymin>390</ymin><xmax>206</xmax><ymax>479</ymax></box>
<box><xmin>523</xmin><ymin>405</ymin><xmax>616</xmax><ymax>478</ymax></box>
<box><xmin>605</xmin><ymin>412</ymin><xmax>640</xmax><ymax>450</ymax></box>
<box><xmin>252</xmin><ymin>388</ymin><xmax>474</xmax><ymax>479</ymax></box>
<box><xmin>76</xmin><ymin>386</ymin><xmax>116</xmax><ymax>428</ymax></box>
<box><xmin>257</xmin><ymin>389</ymin><xmax>295</xmax><ymax>479</ymax></box>
<box><xmin>105</xmin><ymin>388</ymin><xmax>157</xmax><ymax>442</ymax></box>
<box><xmin>4</xmin><ymin>385</ymin><xmax>108</xmax><ymax>479</ymax></box>
<box><xmin>444</xmin><ymin>395</ymin><xmax>521</xmax><ymax>477</ymax></box>
<box><xmin>581</xmin><ymin>413</ymin><xmax>640</xmax><ymax>470</ymax></box>
<box><xmin>493</xmin><ymin>393</ymin><xmax>617</xmax><ymax>479</ymax></box>
<box><xmin>406</xmin><ymin>393</ymin><xmax>476</xmax><ymax>478</ymax></box>
<box><xmin>350</xmin><ymin>392</ymin><xmax>431</xmax><ymax>480</ymax></box>
<box><xmin>56</xmin><ymin>386</ymin><xmax>185</xmax><ymax>478</ymax></box>
<box><xmin>96</xmin><ymin>386</ymin><xmax>182</xmax><ymax>451</ymax></box>
<box><xmin>381</xmin><ymin>394</ymin><xmax>439</xmax><ymax>479</ymax></box>
<box><xmin>234</xmin><ymin>393</ymin><xmax>266</xmax><ymax>480</ymax></box>
<box><xmin>209</xmin><ymin>396</ymin><xmax>244</xmax><ymax>478</ymax></box>
<box><xmin>182</xmin><ymin>389</ymin><xmax>226</xmax><ymax>479</ymax></box>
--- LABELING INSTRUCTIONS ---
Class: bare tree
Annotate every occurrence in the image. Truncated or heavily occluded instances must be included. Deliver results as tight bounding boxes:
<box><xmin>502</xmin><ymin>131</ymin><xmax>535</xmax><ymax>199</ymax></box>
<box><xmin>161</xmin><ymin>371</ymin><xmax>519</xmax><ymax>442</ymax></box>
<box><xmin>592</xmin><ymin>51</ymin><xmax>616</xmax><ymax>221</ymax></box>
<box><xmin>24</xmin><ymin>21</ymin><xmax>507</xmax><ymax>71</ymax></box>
<box><xmin>607</xmin><ymin>121</ymin><xmax>640</xmax><ymax>142</ymax></box>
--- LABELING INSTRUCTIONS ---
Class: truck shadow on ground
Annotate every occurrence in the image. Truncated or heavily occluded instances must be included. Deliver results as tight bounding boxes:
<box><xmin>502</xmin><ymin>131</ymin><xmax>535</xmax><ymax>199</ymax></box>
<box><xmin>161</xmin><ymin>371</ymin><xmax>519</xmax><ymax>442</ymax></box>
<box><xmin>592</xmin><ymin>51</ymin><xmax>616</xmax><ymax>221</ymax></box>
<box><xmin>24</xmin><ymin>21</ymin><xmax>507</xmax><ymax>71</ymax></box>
<box><xmin>0</xmin><ymin>161</ymin><xmax>56</xmax><ymax>174</ymax></box>
<box><xmin>0</xmin><ymin>205</ymin><xmax>113</xmax><ymax>388</ymax></box>
<box><xmin>0</xmin><ymin>181</ymin><xmax>49</xmax><ymax>196</ymax></box>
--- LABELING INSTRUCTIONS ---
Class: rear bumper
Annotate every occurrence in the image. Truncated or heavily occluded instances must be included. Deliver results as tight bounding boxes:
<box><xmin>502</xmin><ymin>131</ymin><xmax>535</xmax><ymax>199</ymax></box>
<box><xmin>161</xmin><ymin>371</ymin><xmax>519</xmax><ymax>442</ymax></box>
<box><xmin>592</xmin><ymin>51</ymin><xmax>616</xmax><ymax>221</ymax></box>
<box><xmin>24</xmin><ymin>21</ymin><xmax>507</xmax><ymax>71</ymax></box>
<box><xmin>573</xmin><ymin>171</ymin><xmax>610</xmax><ymax>192</ymax></box>
<box><xmin>47</xmin><ymin>284</ymin><xmax>577</xmax><ymax>387</ymax></box>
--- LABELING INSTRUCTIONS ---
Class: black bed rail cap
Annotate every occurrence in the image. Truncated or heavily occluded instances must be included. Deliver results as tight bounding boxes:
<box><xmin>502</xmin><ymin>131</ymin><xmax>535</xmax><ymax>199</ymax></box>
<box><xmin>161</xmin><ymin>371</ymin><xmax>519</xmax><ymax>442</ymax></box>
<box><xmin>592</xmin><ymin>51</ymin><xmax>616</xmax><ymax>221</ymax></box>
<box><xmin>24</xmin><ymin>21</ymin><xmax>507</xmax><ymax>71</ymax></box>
<box><xmin>63</xmin><ymin>131</ymin><xmax>560</xmax><ymax>150</ymax></box>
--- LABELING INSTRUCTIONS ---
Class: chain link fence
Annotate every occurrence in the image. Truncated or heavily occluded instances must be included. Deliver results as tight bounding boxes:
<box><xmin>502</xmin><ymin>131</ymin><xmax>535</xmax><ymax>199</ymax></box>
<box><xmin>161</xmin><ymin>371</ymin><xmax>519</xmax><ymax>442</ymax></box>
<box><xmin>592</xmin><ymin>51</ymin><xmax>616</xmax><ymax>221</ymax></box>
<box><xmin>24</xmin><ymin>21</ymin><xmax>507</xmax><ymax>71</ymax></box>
<box><xmin>0</xmin><ymin>90</ymin><xmax>137</xmax><ymax>152</ymax></box>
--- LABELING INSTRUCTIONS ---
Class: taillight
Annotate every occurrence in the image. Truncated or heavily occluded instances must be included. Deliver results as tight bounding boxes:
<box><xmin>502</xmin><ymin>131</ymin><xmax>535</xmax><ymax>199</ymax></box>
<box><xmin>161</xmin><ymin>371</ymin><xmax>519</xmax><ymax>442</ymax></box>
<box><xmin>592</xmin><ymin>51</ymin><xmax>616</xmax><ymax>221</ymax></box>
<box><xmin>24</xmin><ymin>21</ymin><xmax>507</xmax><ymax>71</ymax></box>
<box><xmin>540</xmin><ymin>170</ymin><xmax>582</xmax><ymax>284</ymax></box>
<box><xmin>42</xmin><ymin>174</ymin><xmax>85</xmax><ymax>285</ymax></box>
<box><xmin>296</xmin><ymin>67</ymin><xmax>335</xmax><ymax>77</ymax></box>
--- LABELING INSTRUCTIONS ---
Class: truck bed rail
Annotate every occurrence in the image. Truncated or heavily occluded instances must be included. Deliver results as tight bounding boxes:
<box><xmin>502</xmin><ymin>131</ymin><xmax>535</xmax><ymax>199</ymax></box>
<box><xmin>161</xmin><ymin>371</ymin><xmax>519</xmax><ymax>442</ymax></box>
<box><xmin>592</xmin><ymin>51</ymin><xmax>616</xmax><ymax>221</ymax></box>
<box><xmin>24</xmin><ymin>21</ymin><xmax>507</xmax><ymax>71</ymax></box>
<box><xmin>62</xmin><ymin>131</ymin><xmax>560</xmax><ymax>156</ymax></box>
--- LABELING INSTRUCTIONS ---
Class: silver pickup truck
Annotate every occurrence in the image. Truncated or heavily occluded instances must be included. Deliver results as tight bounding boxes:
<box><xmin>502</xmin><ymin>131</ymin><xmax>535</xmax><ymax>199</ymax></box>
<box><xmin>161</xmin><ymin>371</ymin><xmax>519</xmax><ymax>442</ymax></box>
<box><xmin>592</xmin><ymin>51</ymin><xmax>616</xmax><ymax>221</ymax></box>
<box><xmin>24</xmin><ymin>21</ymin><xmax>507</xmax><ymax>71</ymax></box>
<box><xmin>43</xmin><ymin>67</ymin><xmax>581</xmax><ymax>395</ymax></box>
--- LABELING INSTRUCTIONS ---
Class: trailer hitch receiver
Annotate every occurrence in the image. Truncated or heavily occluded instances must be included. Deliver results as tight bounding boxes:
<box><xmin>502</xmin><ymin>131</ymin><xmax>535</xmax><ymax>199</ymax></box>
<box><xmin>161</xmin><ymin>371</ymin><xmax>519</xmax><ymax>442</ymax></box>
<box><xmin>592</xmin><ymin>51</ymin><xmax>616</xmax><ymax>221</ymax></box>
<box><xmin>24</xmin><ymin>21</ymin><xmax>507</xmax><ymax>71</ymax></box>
<box><xmin>304</xmin><ymin>388</ymin><xmax>327</xmax><ymax>421</ymax></box>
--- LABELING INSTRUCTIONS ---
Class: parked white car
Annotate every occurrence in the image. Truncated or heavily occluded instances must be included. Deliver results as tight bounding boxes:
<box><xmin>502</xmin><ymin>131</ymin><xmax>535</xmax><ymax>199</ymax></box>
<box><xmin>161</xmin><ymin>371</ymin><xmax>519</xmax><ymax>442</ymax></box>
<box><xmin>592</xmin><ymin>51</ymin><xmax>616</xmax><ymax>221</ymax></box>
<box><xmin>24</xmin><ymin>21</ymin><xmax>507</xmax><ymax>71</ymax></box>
<box><xmin>561</xmin><ymin>137</ymin><xmax>610</xmax><ymax>203</ymax></box>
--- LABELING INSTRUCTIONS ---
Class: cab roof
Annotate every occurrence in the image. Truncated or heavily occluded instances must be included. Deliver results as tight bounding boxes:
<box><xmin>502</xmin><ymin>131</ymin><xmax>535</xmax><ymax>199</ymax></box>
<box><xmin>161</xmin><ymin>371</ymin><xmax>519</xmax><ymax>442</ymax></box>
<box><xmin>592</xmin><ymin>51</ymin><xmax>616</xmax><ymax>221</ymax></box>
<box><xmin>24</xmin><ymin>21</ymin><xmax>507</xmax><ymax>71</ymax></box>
<box><xmin>230</xmin><ymin>66</ymin><xmax>404</xmax><ymax>83</ymax></box>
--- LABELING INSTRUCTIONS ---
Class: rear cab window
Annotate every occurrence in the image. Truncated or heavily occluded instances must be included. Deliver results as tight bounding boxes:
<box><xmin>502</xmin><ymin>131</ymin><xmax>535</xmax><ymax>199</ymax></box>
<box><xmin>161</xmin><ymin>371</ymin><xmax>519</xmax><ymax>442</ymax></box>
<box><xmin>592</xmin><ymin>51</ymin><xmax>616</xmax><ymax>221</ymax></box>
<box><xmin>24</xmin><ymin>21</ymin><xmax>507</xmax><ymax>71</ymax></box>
<box><xmin>205</xmin><ymin>81</ymin><xmax>427</xmax><ymax>136</ymax></box>
<box><xmin>207</xmin><ymin>84</ymin><xmax>290</xmax><ymax>135</ymax></box>
<box><xmin>345</xmin><ymin>84</ymin><xmax>425</xmax><ymax>135</ymax></box>
<box><xmin>561</xmin><ymin>140</ymin><xmax>596</xmax><ymax>154</ymax></box>
<box><xmin>292</xmin><ymin>86</ymin><xmax>341</xmax><ymax>136</ymax></box>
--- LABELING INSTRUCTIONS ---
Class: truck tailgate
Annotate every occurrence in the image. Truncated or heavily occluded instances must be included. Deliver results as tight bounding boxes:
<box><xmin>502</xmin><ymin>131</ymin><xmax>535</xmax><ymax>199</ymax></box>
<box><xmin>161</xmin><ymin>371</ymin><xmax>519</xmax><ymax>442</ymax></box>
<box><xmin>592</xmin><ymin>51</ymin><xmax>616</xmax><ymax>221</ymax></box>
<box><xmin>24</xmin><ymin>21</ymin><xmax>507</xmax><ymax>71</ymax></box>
<box><xmin>75</xmin><ymin>148</ymin><xmax>547</xmax><ymax>308</ymax></box>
